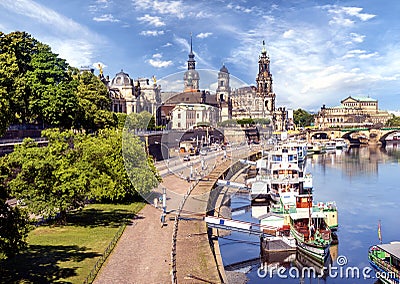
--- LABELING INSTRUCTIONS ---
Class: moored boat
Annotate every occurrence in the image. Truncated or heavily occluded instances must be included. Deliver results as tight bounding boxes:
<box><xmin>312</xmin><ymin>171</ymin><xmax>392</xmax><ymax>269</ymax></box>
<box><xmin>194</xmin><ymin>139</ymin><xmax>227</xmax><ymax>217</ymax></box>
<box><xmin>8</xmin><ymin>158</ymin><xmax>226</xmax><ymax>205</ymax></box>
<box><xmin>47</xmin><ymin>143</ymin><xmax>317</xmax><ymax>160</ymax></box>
<box><xmin>368</xmin><ymin>242</ymin><xmax>400</xmax><ymax>284</ymax></box>
<box><xmin>289</xmin><ymin>195</ymin><xmax>332</xmax><ymax>262</ymax></box>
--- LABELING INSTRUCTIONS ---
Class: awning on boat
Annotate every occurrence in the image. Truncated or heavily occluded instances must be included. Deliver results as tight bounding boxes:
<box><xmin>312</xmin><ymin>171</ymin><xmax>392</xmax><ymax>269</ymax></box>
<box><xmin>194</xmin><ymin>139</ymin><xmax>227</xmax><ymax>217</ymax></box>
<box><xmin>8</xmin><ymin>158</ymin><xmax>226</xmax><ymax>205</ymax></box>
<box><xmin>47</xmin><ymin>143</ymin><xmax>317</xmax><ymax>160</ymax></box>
<box><xmin>377</xmin><ymin>242</ymin><xmax>400</xmax><ymax>260</ymax></box>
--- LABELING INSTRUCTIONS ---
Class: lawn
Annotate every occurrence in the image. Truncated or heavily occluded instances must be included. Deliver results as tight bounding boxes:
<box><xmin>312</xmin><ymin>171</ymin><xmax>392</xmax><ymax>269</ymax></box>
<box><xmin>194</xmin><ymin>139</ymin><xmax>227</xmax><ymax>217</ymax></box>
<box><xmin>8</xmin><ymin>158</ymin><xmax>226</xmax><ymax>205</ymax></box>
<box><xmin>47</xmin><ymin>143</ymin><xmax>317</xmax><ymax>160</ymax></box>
<box><xmin>0</xmin><ymin>202</ymin><xmax>144</xmax><ymax>283</ymax></box>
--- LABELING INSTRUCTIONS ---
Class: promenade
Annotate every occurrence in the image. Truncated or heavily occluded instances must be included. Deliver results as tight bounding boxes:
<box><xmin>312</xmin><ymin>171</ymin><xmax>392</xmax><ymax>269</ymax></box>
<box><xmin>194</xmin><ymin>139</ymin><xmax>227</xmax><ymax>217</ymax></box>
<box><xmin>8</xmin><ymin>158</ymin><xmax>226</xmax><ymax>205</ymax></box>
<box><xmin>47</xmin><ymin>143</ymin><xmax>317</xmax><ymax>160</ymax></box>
<box><xmin>94</xmin><ymin>145</ymin><xmax>257</xmax><ymax>283</ymax></box>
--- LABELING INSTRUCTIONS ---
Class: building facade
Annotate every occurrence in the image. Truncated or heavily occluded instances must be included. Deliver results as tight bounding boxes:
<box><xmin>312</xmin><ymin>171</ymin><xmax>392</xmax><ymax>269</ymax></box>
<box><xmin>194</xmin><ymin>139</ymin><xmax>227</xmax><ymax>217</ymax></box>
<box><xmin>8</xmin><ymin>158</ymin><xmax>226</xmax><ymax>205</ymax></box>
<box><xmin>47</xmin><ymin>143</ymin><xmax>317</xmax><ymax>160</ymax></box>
<box><xmin>314</xmin><ymin>96</ymin><xmax>391</xmax><ymax>129</ymax></box>
<box><xmin>106</xmin><ymin>70</ymin><xmax>161</xmax><ymax>118</ymax></box>
<box><xmin>170</xmin><ymin>103</ymin><xmax>219</xmax><ymax>130</ymax></box>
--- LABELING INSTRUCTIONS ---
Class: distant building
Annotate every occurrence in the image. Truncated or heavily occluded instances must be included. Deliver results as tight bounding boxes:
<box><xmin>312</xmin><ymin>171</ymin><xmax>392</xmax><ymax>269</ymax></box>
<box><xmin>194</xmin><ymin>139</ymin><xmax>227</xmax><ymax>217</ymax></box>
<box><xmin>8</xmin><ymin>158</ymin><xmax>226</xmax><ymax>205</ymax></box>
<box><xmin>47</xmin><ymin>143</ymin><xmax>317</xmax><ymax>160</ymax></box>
<box><xmin>160</xmin><ymin>35</ymin><xmax>220</xmax><ymax>129</ymax></box>
<box><xmin>103</xmin><ymin>70</ymin><xmax>161</xmax><ymax>120</ymax></box>
<box><xmin>314</xmin><ymin>96</ymin><xmax>392</xmax><ymax>128</ymax></box>
<box><xmin>170</xmin><ymin>103</ymin><xmax>219</xmax><ymax>130</ymax></box>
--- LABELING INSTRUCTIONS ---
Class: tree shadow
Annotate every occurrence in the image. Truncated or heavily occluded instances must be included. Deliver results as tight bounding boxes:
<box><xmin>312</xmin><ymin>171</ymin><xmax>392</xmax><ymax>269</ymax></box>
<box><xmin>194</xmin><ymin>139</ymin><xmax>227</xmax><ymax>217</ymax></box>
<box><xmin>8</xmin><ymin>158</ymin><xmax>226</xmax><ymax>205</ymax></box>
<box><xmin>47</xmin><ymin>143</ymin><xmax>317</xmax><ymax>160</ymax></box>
<box><xmin>0</xmin><ymin>244</ymin><xmax>100</xmax><ymax>283</ymax></box>
<box><xmin>65</xmin><ymin>208</ymin><xmax>143</xmax><ymax>228</ymax></box>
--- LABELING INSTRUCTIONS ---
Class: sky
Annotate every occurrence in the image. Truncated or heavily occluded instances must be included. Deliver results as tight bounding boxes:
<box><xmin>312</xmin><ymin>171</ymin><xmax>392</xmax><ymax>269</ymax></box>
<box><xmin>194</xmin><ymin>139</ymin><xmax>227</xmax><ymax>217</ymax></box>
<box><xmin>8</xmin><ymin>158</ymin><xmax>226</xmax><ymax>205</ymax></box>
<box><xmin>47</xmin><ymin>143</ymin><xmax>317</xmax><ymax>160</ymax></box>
<box><xmin>0</xmin><ymin>0</ymin><xmax>399</xmax><ymax>112</ymax></box>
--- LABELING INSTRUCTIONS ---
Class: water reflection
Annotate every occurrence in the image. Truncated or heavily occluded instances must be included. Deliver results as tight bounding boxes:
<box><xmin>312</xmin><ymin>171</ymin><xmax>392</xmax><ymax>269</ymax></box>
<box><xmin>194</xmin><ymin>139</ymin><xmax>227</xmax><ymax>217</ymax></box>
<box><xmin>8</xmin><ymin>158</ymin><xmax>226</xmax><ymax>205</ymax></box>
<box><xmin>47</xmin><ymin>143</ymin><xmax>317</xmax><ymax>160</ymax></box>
<box><xmin>220</xmin><ymin>145</ymin><xmax>400</xmax><ymax>283</ymax></box>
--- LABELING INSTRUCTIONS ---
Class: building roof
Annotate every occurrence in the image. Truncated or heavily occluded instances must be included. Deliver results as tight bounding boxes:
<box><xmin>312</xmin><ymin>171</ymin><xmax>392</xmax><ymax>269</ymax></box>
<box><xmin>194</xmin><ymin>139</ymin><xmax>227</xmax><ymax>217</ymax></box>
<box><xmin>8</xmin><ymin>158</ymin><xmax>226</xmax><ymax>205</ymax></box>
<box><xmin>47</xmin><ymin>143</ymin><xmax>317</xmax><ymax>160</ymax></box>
<box><xmin>110</xmin><ymin>70</ymin><xmax>133</xmax><ymax>86</ymax></box>
<box><xmin>377</xmin><ymin>242</ymin><xmax>400</xmax><ymax>260</ymax></box>
<box><xmin>219</xmin><ymin>64</ymin><xmax>229</xmax><ymax>73</ymax></box>
<box><xmin>342</xmin><ymin>96</ymin><xmax>377</xmax><ymax>103</ymax></box>
<box><xmin>164</xmin><ymin>91</ymin><xmax>218</xmax><ymax>107</ymax></box>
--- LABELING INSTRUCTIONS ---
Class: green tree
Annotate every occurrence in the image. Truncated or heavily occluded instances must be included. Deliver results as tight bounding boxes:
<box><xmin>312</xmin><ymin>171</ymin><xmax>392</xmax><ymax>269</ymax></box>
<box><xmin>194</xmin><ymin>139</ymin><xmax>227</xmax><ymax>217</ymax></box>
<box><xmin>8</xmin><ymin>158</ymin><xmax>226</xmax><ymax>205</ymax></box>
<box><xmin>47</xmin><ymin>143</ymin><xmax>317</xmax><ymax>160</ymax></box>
<box><xmin>73</xmin><ymin>71</ymin><xmax>114</xmax><ymax>132</ymax></box>
<box><xmin>0</xmin><ymin>161</ymin><xmax>29</xmax><ymax>258</ymax></box>
<box><xmin>27</xmin><ymin>43</ymin><xmax>76</xmax><ymax>128</ymax></box>
<box><xmin>0</xmin><ymin>31</ymin><xmax>39</xmax><ymax>125</ymax></box>
<box><xmin>386</xmin><ymin>115</ymin><xmax>400</xmax><ymax>127</ymax></box>
<box><xmin>294</xmin><ymin>109</ymin><xmax>314</xmax><ymax>128</ymax></box>
<box><xmin>4</xmin><ymin>133</ymin><xmax>87</xmax><ymax>222</ymax></box>
<box><xmin>2</xmin><ymin>128</ymin><xmax>160</xmax><ymax>222</ymax></box>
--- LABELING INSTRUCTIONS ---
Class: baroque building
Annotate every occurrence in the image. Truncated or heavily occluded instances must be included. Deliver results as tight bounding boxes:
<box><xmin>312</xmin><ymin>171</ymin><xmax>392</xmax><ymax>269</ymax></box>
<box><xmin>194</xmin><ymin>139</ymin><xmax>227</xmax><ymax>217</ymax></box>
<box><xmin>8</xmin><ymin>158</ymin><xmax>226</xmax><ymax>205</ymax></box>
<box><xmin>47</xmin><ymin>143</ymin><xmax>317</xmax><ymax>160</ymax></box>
<box><xmin>105</xmin><ymin>70</ymin><xmax>161</xmax><ymax>118</ymax></box>
<box><xmin>162</xmin><ymin>35</ymin><xmax>220</xmax><ymax>130</ymax></box>
<box><xmin>224</xmin><ymin>42</ymin><xmax>286</xmax><ymax>131</ymax></box>
<box><xmin>314</xmin><ymin>96</ymin><xmax>391</xmax><ymax>129</ymax></box>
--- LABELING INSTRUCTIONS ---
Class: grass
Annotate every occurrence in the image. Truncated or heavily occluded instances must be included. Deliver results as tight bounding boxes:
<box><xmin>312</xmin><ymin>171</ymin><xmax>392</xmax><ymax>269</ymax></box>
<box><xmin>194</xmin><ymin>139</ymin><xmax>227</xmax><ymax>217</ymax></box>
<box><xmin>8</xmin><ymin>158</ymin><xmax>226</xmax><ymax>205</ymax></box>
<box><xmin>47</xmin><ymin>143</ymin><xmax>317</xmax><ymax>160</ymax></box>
<box><xmin>0</xmin><ymin>202</ymin><xmax>144</xmax><ymax>283</ymax></box>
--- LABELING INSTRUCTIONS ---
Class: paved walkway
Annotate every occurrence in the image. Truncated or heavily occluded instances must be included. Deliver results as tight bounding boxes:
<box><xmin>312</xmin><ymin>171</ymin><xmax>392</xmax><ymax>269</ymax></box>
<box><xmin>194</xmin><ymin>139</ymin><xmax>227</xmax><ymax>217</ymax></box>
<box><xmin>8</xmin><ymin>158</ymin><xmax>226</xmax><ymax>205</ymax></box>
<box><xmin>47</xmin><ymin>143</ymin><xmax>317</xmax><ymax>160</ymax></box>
<box><xmin>94</xmin><ymin>147</ymin><xmax>256</xmax><ymax>284</ymax></box>
<box><xmin>94</xmin><ymin>204</ymin><xmax>173</xmax><ymax>284</ymax></box>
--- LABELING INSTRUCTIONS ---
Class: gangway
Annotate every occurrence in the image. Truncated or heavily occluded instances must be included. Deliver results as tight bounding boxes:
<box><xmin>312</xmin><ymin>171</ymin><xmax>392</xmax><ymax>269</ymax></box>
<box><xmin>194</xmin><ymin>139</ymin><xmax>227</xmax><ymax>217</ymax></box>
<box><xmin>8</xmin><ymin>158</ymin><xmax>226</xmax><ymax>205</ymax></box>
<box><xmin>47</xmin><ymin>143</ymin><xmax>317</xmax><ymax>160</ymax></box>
<box><xmin>205</xmin><ymin>216</ymin><xmax>277</xmax><ymax>237</ymax></box>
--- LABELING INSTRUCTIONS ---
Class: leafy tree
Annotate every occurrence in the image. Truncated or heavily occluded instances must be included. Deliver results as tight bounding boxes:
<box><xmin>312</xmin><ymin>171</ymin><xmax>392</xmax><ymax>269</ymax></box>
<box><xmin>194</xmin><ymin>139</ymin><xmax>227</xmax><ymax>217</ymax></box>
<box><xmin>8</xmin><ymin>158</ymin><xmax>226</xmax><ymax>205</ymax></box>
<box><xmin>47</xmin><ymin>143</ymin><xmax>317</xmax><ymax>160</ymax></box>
<box><xmin>0</xmin><ymin>161</ymin><xmax>29</xmax><ymax>258</ymax></box>
<box><xmin>0</xmin><ymin>31</ymin><xmax>39</xmax><ymax>125</ymax></box>
<box><xmin>385</xmin><ymin>115</ymin><xmax>400</xmax><ymax>127</ymax></box>
<box><xmin>73</xmin><ymin>71</ymin><xmax>114</xmax><ymax>132</ymax></box>
<box><xmin>2</xmin><ymin>128</ymin><xmax>160</xmax><ymax>222</ymax></box>
<box><xmin>294</xmin><ymin>109</ymin><xmax>314</xmax><ymax>127</ymax></box>
<box><xmin>237</xmin><ymin>118</ymin><xmax>255</xmax><ymax>126</ymax></box>
<box><xmin>4</xmin><ymin>133</ymin><xmax>86</xmax><ymax>222</ymax></box>
<box><xmin>147</xmin><ymin>115</ymin><xmax>156</xmax><ymax>130</ymax></box>
<box><xmin>27</xmin><ymin>43</ymin><xmax>76</xmax><ymax>128</ymax></box>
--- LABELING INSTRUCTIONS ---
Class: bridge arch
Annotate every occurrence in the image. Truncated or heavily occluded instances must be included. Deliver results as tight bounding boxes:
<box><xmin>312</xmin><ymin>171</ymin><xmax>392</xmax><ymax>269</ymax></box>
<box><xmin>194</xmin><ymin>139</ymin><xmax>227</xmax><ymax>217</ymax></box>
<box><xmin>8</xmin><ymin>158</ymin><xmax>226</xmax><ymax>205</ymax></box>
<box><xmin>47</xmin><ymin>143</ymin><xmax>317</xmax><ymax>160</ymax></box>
<box><xmin>379</xmin><ymin>130</ymin><xmax>400</xmax><ymax>145</ymax></box>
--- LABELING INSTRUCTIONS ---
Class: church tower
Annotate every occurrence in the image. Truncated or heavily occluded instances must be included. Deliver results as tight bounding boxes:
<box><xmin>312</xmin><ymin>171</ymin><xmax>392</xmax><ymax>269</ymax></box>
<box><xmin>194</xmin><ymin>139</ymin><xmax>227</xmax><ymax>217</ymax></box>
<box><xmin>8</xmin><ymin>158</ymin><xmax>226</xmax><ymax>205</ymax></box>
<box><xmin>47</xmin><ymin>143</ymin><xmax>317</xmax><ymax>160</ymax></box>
<box><xmin>256</xmin><ymin>41</ymin><xmax>276</xmax><ymax>117</ymax></box>
<box><xmin>216</xmin><ymin>64</ymin><xmax>231</xmax><ymax>121</ymax></box>
<box><xmin>216</xmin><ymin>64</ymin><xmax>230</xmax><ymax>102</ymax></box>
<box><xmin>183</xmin><ymin>34</ymin><xmax>200</xmax><ymax>92</ymax></box>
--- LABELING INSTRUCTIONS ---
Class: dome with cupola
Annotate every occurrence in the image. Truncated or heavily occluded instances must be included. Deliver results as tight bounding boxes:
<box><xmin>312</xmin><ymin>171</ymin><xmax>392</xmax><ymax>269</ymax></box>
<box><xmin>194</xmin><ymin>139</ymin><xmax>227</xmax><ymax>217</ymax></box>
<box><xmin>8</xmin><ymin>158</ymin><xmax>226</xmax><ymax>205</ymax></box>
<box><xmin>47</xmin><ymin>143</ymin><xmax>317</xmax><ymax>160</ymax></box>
<box><xmin>110</xmin><ymin>70</ymin><xmax>133</xmax><ymax>86</ymax></box>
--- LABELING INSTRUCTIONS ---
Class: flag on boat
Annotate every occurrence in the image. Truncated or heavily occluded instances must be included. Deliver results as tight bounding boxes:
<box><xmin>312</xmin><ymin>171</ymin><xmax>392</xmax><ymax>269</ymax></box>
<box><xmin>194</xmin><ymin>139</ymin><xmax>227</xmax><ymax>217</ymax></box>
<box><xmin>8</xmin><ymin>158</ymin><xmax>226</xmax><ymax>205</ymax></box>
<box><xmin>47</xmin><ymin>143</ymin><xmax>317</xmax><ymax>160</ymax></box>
<box><xmin>378</xmin><ymin>220</ymin><xmax>382</xmax><ymax>244</ymax></box>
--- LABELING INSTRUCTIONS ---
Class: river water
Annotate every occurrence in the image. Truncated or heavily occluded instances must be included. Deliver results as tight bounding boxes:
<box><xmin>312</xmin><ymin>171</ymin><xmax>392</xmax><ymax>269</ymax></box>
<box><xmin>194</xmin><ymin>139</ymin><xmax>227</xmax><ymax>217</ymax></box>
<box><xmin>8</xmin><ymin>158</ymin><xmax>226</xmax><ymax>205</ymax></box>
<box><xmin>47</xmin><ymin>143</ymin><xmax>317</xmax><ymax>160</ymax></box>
<box><xmin>219</xmin><ymin>145</ymin><xmax>400</xmax><ymax>283</ymax></box>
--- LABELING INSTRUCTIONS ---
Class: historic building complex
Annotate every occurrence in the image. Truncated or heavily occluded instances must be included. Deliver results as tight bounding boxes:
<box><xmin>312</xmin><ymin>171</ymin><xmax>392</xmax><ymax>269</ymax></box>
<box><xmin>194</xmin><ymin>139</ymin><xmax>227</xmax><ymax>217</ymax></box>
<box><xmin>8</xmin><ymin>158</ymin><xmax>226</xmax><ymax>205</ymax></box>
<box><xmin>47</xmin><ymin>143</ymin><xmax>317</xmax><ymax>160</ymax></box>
<box><xmin>104</xmin><ymin>37</ymin><xmax>287</xmax><ymax>131</ymax></box>
<box><xmin>314</xmin><ymin>96</ymin><xmax>392</xmax><ymax>129</ymax></box>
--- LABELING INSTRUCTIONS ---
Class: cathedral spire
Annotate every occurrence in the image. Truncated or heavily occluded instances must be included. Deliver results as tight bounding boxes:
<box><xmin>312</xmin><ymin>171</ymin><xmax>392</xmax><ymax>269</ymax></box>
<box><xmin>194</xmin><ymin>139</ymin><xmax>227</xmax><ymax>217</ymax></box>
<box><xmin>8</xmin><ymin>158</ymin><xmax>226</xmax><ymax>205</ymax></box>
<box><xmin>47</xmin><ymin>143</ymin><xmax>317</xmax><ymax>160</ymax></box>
<box><xmin>187</xmin><ymin>33</ymin><xmax>196</xmax><ymax>70</ymax></box>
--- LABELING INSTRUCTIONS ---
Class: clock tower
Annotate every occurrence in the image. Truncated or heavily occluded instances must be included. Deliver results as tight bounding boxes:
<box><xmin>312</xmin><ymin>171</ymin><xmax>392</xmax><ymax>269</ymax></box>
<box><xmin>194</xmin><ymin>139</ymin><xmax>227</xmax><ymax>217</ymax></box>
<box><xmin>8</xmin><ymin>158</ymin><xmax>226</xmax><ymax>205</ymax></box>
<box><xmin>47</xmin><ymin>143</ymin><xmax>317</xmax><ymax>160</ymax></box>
<box><xmin>256</xmin><ymin>41</ymin><xmax>276</xmax><ymax>117</ymax></box>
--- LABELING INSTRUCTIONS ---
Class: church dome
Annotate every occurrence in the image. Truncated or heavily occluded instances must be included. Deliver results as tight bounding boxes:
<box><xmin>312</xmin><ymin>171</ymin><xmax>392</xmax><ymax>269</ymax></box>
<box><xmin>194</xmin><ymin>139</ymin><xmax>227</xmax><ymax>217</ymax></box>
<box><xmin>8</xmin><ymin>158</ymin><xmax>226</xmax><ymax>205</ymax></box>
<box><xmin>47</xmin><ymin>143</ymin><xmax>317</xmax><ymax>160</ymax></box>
<box><xmin>220</xmin><ymin>64</ymin><xmax>229</xmax><ymax>73</ymax></box>
<box><xmin>111</xmin><ymin>70</ymin><xmax>133</xmax><ymax>86</ymax></box>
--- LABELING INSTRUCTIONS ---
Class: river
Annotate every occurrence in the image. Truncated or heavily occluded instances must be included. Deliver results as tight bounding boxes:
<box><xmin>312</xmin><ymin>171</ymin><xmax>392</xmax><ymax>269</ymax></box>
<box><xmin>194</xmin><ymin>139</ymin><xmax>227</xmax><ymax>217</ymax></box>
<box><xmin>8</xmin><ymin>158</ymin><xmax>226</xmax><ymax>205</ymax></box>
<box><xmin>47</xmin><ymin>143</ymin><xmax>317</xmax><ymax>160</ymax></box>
<box><xmin>219</xmin><ymin>145</ymin><xmax>400</xmax><ymax>283</ymax></box>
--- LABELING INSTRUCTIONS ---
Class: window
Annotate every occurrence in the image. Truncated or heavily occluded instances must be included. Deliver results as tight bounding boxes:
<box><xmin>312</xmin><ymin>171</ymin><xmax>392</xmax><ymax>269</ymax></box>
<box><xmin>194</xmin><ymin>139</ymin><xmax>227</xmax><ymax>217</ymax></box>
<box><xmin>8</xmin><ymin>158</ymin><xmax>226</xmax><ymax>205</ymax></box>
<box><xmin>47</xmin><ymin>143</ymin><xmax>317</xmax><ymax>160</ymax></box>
<box><xmin>220</xmin><ymin>80</ymin><xmax>224</xmax><ymax>87</ymax></box>
<box><xmin>178</xmin><ymin>113</ymin><xmax>181</xmax><ymax>119</ymax></box>
<box><xmin>197</xmin><ymin>113</ymin><xmax>199</xmax><ymax>119</ymax></box>
<box><xmin>178</xmin><ymin>122</ymin><xmax>181</xmax><ymax>128</ymax></box>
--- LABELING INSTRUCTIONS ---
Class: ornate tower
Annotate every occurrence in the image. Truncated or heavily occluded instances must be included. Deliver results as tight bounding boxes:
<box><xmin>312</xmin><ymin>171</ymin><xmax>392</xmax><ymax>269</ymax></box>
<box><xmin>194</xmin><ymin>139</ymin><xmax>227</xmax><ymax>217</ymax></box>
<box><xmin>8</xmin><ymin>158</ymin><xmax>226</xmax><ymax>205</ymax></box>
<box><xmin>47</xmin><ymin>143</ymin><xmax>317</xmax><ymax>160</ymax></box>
<box><xmin>183</xmin><ymin>34</ymin><xmax>200</xmax><ymax>92</ymax></box>
<box><xmin>216</xmin><ymin>64</ymin><xmax>231</xmax><ymax>121</ymax></box>
<box><xmin>216</xmin><ymin>64</ymin><xmax>230</xmax><ymax>102</ymax></box>
<box><xmin>256</xmin><ymin>41</ymin><xmax>276</xmax><ymax>117</ymax></box>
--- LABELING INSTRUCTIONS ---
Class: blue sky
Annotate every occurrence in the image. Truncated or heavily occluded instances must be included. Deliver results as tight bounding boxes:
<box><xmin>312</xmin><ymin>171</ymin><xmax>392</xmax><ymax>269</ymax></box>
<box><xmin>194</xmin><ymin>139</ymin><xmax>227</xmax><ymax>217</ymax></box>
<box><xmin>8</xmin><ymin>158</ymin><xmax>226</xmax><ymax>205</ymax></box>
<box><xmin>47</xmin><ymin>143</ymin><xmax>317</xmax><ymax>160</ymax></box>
<box><xmin>0</xmin><ymin>0</ymin><xmax>399</xmax><ymax>112</ymax></box>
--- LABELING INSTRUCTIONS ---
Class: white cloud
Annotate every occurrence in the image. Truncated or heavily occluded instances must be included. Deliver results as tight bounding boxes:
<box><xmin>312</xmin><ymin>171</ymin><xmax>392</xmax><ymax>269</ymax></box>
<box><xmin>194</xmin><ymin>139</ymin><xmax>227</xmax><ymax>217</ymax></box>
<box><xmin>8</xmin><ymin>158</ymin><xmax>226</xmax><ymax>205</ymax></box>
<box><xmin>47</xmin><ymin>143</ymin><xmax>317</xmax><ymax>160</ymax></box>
<box><xmin>140</xmin><ymin>30</ymin><xmax>165</xmax><ymax>36</ymax></box>
<box><xmin>0</xmin><ymin>0</ymin><xmax>105</xmax><ymax>68</ymax></box>
<box><xmin>341</xmin><ymin>7</ymin><xmax>376</xmax><ymax>21</ymax></box>
<box><xmin>359</xmin><ymin>52</ymin><xmax>378</xmax><ymax>59</ymax></box>
<box><xmin>132</xmin><ymin>0</ymin><xmax>185</xmax><ymax>19</ymax></box>
<box><xmin>196</xmin><ymin>32</ymin><xmax>212</xmax><ymax>39</ymax></box>
<box><xmin>147</xmin><ymin>59</ymin><xmax>173</xmax><ymax>68</ymax></box>
<box><xmin>137</xmin><ymin>14</ymin><xmax>165</xmax><ymax>27</ymax></box>
<box><xmin>93</xmin><ymin>14</ymin><xmax>120</xmax><ymax>22</ymax></box>
<box><xmin>282</xmin><ymin>29</ymin><xmax>295</xmax><ymax>39</ymax></box>
<box><xmin>152</xmin><ymin>53</ymin><xmax>162</xmax><ymax>59</ymax></box>
<box><xmin>325</xmin><ymin>5</ymin><xmax>376</xmax><ymax>27</ymax></box>
<box><xmin>349</xmin><ymin>32</ymin><xmax>365</xmax><ymax>43</ymax></box>
<box><xmin>163</xmin><ymin>42</ymin><xmax>172</xmax><ymax>47</ymax></box>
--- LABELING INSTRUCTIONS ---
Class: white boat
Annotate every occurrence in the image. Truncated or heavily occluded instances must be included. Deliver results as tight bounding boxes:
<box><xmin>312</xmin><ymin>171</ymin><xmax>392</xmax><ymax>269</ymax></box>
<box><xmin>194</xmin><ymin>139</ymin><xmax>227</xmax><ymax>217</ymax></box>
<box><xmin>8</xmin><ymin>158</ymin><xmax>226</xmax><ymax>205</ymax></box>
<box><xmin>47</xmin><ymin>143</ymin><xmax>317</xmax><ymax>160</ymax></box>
<box><xmin>307</xmin><ymin>142</ymin><xmax>325</xmax><ymax>154</ymax></box>
<box><xmin>332</xmin><ymin>138</ymin><xmax>349</xmax><ymax>149</ymax></box>
<box><xmin>277</xmin><ymin>141</ymin><xmax>308</xmax><ymax>163</ymax></box>
<box><xmin>267</xmin><ymin>147</ymin><xmax>311</xmax><ymax>204</ymax></box>
<box><xmin>323</xmin><ymin>141</ymin><xmax>336</xmax><ymax>151</ymax></box>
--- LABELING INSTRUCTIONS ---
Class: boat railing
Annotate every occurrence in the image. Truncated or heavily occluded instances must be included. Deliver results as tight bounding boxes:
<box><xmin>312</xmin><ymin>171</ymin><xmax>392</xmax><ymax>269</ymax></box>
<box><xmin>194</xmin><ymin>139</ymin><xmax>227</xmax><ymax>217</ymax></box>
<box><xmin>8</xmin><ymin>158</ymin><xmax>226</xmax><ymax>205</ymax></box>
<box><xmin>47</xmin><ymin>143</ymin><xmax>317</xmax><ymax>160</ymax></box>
<box><xmin>369</xmin><ymin>252</ymin><xmax>400</xmax><ymax>278</ymax></box>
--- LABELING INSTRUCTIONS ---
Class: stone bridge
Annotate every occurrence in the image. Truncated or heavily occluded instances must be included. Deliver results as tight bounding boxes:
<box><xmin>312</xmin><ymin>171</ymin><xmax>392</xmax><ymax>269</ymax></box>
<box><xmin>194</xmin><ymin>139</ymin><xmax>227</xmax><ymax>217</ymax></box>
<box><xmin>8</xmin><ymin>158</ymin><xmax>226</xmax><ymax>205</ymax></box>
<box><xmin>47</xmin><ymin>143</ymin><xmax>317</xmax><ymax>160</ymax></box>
<box><xmin>304</xmin><ymin>128</ymin><xmax>400</xmax><ymax>145</ymax></box>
